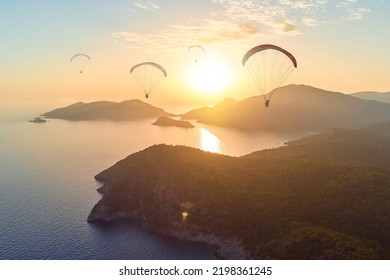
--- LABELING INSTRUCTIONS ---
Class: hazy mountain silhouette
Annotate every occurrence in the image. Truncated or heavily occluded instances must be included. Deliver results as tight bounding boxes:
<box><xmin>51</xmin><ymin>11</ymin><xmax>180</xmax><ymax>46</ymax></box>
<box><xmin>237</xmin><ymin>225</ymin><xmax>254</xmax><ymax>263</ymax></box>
<box><xmin>189</xmin><ymin>85</ymin><xmax>390</xmax><ymax>132</ymax></box>
<box><xmin>43</xmin><ymin>99</ymin><xmax>174</xmax><ymax>120</ymax></box>
<box><xmin>181</xmin><ymin>98</ymin><xmax>237</xmax><ymax>120</ymax></box>
<box><xmin>88</xmin><ymin>122</ymin><xmax>390</xmax><ymax>259</ymax></box>
<box><xmin>44</xmin><ymin>85</ymin><xmax>390</xmax><ymax>131</ymax></box>
<box><xmin>351</xmin><ymin>91</ymin><xmax>390</xmax><ymax>104</ymax></box>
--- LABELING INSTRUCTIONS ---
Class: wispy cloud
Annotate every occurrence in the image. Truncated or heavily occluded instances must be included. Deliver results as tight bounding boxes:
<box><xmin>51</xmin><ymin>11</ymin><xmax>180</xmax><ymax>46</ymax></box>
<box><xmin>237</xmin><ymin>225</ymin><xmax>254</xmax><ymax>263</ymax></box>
<box><xmin>113</xmin><ymin>19</ymin><xmax>260</xmax><ymax>50</ymax></box>
<box><xmin>344</xmin><ymin>7</ymin><xmax>370</xmax><ymax>21</ymax></box>
<box><xmin>338</xmin><ymin>0</ymin><xmax>358</xmax><ymax>7</ymax></box>
<box><xmin>133</xmin><ymin>1</ymin><xmax>160</xmax><ymax>12</ymax></box>
<box><xmin>115</xmin><ymin>0</ymin><xmax>371</xmax><ymax>50</ymax></box>
<box><xmin>279</xmin><ymin>0</ymin><xmax>329</xmax><ymax>10</ymax></box>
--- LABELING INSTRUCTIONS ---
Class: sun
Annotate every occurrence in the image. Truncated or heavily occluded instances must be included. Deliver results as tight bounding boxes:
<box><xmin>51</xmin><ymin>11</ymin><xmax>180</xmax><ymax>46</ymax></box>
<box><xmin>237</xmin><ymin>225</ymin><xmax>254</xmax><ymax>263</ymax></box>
<box><xmin>188</xmin><ymin>57</ymin><xmax>233</xmax><ymax>95</ymax></box>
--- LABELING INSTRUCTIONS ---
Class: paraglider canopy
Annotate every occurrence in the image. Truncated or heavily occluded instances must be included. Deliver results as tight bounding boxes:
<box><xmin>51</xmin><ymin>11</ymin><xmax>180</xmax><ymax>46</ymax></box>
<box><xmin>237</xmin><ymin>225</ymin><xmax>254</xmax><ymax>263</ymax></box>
<box><xmin>242</xmin><ymin>44</ymin><xmax>297</xmax><ymax>107</ymax></box>
<box><xmin>188</xmin><ymin>45</ymin><xmax>205</xmax><ymax>62</ymax></box>
<box><xmin>70</xmin><ymin>53</ymin><xmax>90</xmax><ymax>74</ymax></box>
<box><xmin>130</xmin><ymin>62</ymin><xmax>167</xmax><ymax>98</ymax></box>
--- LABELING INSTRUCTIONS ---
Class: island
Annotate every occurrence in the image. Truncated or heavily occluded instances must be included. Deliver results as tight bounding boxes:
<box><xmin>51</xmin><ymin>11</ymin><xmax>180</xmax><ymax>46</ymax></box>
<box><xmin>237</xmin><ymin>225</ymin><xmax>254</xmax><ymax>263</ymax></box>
<box><xmin>88</xmin><ymin>122</ymin><xmax>390</xmax><ymax>259</ymax></box>
<box><xmin>29</xmin><ymin>117</ymin><xmax>47</xmax><ymax>123</ymax></box>
<box><xmin>152</xmin><ymin>116</ymin><xmax>195</xmax><ymax>128</ymax></box>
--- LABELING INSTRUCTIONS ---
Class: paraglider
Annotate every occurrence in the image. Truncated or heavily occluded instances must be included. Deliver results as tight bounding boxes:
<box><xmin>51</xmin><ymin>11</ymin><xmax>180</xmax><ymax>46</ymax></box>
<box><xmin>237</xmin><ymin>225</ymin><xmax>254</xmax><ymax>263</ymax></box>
<box><xmin>242</xmin><ymin>44</ymin><xmax>297</xmax><ymax>107</ymax></box>
<box><xmin>130</xmin><ymin>62</ymin><xmax>167</xmax><ymax>98</ymax></box>
<box><xmin>70</xmin><ymin>53</ymin><xmax>90</xmax><ymax>74</ymax></box>
<box><xmin>188</xmin><ymin>45</ymin><xmax>205</xmax><ymax>62</ymax></box>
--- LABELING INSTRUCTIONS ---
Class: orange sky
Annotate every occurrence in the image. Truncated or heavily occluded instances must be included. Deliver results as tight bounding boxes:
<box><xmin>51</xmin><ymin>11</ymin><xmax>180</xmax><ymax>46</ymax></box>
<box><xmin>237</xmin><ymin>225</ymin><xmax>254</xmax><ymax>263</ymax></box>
<box><xmin>1</xmin><ymin>1</ymin><xmax>389</xmax><ymax>109</ymax></box>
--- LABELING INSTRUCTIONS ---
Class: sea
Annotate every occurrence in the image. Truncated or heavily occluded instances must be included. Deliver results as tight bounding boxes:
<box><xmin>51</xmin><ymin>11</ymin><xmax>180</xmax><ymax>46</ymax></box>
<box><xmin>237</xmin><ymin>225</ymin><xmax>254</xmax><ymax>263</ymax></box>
<box><xmin>0</xmin><ymin>102</ymin><xmax>306</xmax><ymax>260</ymax></box>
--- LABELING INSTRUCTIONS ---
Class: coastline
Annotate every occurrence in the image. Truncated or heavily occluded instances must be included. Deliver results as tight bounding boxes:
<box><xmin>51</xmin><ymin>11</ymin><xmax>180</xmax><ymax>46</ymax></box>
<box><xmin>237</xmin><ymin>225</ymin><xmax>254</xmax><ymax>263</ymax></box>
<box><xmin>88</xmin><ymin>175</ymin><xmax>250</xmax><ymax>259</ymax></box>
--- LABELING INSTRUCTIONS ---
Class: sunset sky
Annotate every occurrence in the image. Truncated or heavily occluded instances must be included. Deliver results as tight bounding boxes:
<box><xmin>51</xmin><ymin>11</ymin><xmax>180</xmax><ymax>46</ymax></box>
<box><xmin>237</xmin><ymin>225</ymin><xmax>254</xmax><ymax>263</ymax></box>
<box><xmin>1</xmin><ymin>0</ymin><xmax>389</xmax><ymax>107</ymax></box>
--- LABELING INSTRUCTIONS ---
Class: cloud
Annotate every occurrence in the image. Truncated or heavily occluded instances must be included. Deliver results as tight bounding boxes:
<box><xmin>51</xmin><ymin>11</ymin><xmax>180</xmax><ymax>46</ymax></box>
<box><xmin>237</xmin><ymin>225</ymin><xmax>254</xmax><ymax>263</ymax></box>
<box><xmin>199</xmin><ymin>22</ymin><xmax>260</xmax><ymax>44</ymax></box>
<box><xmin>265</xmin><ymin>20</ymin><xmax>300</xmax><ymax>35</ymax></box>
<box><xmin>279</xmin><ymin>0</ymin><xmax>329</xmax><ymax>10</ymax></box>
<box><xmin>338</xmin><ymin>0</ymin><xmax>358</xmax><ymax>7</ymax></box>
<box><xmin>282</xmin><ymin>21</ymin><xmax>297</xmax><ymax>33</ymax></box>
<box><xmin>302</xmin><ymin>17</ymin><xmax>322</xmax><ymax>26</ymax></box>
<box><xmin>345</xmin><ymin>7</ymin><xmax>370</xmax><ymax>21</ymax></box>
<box><xmin>133</xmin><ymin>1</ymin><xmax>160</xmax><ymax>11</ymax></box>
<box><xmin>113</xmin><ymin>20</ymin><xmax>261</xmax><ymax>50</ymax></box>
<box><xmin>115</xmin><ymin>0</ymin><xmax>371</xmax><ymax>50</ymax></box>
<box><xmin>211</xmin><ymin>0</ymin><xmax>370</xmax><ymax>26</ymax></box>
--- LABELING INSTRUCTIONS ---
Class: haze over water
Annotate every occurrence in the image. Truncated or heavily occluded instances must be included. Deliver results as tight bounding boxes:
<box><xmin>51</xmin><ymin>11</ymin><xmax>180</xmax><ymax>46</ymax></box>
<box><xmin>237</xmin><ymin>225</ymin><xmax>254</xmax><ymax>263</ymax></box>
<box><xmin>0</xmin><ymin>104</ymin><xmax>306</xmax><ymax>259</ymax></box>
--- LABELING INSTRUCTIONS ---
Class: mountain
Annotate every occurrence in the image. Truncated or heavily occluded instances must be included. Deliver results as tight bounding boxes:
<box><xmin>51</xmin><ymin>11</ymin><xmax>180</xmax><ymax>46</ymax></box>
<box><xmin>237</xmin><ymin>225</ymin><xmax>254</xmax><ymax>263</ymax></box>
<box><xmin>43</xmin><ymin>99</ymin><xmax>174</xmax><ymax>120</ymax></box>
<box><xmin>190</xmin><ymin>85</ymin><xmax>390</xmax><ymax>132</ymax></box>
<box><xmin>181</xmin><ymin>98</ymin><xmax>237</xmax><ymax>120</ymax></box>
<box><xmin>351</xmin><ymin>91</ymin><xmax>390</xmax><ymax>104</ymax></box>
<box><xmin>87</xmin><ymin>122</ymin><xmax>390</xmax><ymax>259</ymax></box>
<box><xmin>152</xmin><ymin>116</ymin><xmax>194</xmax><ymax>128</ymax></box>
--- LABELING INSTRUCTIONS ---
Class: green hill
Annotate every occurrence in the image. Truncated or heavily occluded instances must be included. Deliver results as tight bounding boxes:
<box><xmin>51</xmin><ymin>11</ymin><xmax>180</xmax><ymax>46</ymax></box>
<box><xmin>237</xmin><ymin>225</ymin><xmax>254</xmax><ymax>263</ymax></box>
<box><xmin>88</xmin><ymin>122</ymin><xmax>390</xmax><ymax>259</ymax></box>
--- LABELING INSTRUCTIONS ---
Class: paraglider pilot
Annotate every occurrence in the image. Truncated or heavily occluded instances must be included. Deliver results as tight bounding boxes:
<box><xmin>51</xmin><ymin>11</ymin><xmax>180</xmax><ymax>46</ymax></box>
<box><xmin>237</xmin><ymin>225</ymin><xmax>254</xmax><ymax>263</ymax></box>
<box><xmin>242</xmin><ymin>44</ymin><xmax>297</xmax><ymax>109</ymax></box>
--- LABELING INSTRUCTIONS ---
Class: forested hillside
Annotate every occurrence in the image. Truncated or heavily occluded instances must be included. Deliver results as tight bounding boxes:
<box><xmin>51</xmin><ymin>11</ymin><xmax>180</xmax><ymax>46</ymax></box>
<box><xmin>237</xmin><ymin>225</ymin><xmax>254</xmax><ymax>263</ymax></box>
<box><xmin>88</xmin><ymin>122</ymin><xmax>390</xmax><ymax>259</ymax></box>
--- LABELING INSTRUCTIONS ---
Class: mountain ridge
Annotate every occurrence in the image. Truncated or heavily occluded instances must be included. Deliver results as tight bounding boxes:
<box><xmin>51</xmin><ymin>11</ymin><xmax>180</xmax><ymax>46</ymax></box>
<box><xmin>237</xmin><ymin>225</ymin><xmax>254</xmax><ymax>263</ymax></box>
<box><xmin>194</xmin><ymin>84</ymin><xmax>390</xmax><ymax>132</ymax></box>
<box><xmin>351</xmin><ymin>91</ymin><xmax>390</xmax><ymax>104</ymax></box>
<box><xmin>181</xmin><ymin>98</ymin><xmax>238</xmax><ymax>120</ymax></box>
<box><xmin>42</xmin><ymin>85</ymin><xmax>390</xmax><ymax>132</ymax></box>
<box><xmin>43</xmin><ymin>99</ymin><xmax>174</xmax><ymax>120</ymax></box>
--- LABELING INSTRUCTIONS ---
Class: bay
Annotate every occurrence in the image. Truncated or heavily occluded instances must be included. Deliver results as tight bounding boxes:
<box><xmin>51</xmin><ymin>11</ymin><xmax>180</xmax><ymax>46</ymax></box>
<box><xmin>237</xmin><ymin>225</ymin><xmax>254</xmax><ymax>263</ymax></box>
<box><xmin>0</xmin><ymin>106</ymin><xmax>305</xmax><ymax>259</ymax></box>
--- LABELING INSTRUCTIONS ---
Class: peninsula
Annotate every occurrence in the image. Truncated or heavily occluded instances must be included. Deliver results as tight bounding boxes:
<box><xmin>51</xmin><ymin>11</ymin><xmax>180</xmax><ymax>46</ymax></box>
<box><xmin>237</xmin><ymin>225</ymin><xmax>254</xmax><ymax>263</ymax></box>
<box><xmin>88</xmin><ymin>122</ymin><xmax>390</xmax><ymax>259</ymax></box>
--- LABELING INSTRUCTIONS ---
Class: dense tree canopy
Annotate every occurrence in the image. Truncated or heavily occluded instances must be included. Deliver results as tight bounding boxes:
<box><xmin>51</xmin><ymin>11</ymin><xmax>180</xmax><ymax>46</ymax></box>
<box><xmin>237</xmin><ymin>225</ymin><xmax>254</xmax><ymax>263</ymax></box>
<box><xmin>90</xmin><ymin>123</ymin><xmax>390</xmax><ymax>259</ymax></box>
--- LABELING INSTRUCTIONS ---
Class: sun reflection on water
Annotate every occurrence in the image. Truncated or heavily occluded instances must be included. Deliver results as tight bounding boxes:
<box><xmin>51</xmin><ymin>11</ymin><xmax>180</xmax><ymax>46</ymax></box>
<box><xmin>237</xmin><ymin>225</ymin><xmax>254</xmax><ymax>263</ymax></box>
<box><xmin>199</xmin><ymin>128</ymin><xmax>221</xmax><ymax>153</ymax></box>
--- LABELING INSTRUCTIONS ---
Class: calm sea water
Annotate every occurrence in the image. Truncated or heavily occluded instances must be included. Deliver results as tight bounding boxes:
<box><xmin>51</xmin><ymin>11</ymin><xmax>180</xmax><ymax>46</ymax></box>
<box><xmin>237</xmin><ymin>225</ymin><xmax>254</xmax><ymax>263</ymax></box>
<box><xmin>0</xmin><ymin>105</ymin><xmax>305</xmax><ymax>260</ymax></box>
